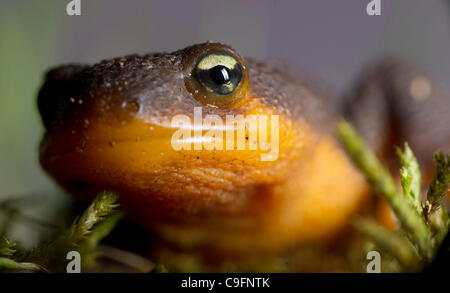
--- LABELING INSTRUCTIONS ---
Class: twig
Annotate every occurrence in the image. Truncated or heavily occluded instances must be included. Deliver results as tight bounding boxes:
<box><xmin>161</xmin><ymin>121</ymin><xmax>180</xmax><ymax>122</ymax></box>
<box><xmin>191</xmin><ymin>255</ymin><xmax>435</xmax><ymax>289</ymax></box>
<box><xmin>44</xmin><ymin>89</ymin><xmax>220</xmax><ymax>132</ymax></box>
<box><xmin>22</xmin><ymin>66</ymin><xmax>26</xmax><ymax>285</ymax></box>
<box><xmin>337</xmin><ymin>120</ymin><xmax>433</xmax><ymax>260</ymax></box>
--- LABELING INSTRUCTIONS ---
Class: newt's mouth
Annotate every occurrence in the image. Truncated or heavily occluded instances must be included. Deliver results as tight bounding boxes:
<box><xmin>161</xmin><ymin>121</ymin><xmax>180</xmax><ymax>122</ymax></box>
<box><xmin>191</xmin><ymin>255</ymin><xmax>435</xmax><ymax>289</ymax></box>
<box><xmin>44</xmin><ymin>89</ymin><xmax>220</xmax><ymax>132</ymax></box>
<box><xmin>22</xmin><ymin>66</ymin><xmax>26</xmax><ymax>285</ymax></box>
<box><xmin>39</xmin><ymin>104</ymin><xmax>305</xmax><ymax>210</ymax></box>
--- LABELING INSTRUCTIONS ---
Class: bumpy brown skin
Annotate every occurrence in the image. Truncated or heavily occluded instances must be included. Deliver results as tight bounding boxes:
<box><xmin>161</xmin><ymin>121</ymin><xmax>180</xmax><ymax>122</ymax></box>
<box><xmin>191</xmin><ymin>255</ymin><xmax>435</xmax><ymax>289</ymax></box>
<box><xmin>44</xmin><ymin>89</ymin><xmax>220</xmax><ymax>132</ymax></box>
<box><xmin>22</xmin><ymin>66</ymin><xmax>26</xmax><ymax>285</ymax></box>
<box><xmin>38</xmin><ymin>42</ymin><xmax>449</xmax><ymax>266</ymax></box>
<box><xmin>38</xmin><ymin>43</ymin><xmax>334</xmax><ymax>131</ymax></box>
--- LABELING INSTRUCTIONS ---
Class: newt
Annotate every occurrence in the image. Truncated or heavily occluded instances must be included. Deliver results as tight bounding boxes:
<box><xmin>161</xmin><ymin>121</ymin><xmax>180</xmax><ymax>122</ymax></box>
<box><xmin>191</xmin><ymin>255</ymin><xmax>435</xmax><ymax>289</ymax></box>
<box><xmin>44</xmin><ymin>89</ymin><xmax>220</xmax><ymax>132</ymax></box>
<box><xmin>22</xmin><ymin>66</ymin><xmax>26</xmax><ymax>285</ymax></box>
<box><xmin>37</xmin><ymin>42</ymin><xmax>450</xmax><ymax>270</ymax></box>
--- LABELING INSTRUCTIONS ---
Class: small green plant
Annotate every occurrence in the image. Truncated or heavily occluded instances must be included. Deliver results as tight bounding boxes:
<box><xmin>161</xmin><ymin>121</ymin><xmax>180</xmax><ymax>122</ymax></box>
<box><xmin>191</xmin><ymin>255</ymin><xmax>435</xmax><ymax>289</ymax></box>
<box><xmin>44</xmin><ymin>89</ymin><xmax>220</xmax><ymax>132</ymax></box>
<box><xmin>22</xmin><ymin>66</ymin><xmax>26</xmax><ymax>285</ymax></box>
<box><xmin>337</xmin><ymin>120</ymin><xmax>450</xmax><ymax>272</ymax></box>
<box><xmin>0</xmin><ymin>191</ymin><xmax>121</xmax><ymax>272</ymax></box>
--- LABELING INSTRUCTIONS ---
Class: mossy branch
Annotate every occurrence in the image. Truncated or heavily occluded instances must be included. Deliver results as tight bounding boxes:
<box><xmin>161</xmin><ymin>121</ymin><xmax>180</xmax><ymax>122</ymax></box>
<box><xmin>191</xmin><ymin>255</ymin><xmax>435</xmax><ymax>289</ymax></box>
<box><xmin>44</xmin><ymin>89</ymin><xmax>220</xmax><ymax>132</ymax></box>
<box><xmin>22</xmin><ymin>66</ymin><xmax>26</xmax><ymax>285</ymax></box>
<box><xmin>65</xmin><ymin>191</ymin><xmax>119</xmax><ymax>245</ymax></box>
<box><xmin>353</xmin><ymin>217</ymin><xmax>420</xmax><ymax>270</ymax></box>
<box><xmin>337</xmin><ymin>120</ymin><xmax>433</xmax><ymax>261</ymax></box>
<box><xmin>0</xmin><ymin>257</ymin><xmax>46</xmax><ymax>272</ymax></box>
<box><xmin>424</xmin><ymin>153</ymin><xmax>450</xmax><ymax>218</ymax></box>
<box><xmin>80</xmin><ymin>210</ymin><xmax>123</xmax><ymax>268</ymax></box>
<box><xmin>10</xmin><ymin>191</ymin><xmax>121</xmax><ymax>272</ymax></box>
<box><xmin>397</xmin><ymin>143</ymin><xmax>422</xmax><ymax>215</ymax></box>
<box><xmin>0</xmin><ymin>236</ymin><xmax>16</xmax><ymax>257</ymax></box>
<box><xmin>424</xmin><ymin>153</ymin><xmax>450</xmax><ymax>245</ymax></box>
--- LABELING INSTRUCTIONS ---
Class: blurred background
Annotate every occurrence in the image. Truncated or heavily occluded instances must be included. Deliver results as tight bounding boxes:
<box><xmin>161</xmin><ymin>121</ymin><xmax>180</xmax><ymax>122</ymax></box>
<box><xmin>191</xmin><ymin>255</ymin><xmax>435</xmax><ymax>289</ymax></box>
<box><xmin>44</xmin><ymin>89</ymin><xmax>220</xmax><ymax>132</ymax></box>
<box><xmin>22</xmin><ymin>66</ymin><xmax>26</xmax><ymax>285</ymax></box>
<box><xmin>0</xmin><ymin>0</ymin><xmax>449</xmax><ymax>245</ymax></box>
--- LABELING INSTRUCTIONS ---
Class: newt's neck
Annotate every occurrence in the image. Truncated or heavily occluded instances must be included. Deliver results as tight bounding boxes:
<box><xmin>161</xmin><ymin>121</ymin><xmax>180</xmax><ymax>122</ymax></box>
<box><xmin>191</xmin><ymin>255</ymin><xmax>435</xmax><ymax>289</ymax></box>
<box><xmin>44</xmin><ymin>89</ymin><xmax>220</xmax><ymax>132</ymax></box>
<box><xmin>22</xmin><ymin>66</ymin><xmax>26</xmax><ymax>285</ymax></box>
<box><xmin>148</xmin><ymin>134</ymin><xmax>370</xmax><ymax>256</ymax></box>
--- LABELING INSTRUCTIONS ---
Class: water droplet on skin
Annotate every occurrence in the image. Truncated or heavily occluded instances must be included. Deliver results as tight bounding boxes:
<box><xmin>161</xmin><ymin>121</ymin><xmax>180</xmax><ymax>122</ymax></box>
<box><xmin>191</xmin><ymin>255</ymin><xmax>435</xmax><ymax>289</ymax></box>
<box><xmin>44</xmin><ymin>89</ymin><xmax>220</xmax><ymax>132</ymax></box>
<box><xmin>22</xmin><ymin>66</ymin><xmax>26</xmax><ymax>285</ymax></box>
<box><xmin>122</xmin><ymin>101</ymin><xmax>140</xmax><ymax>113</ymax></box>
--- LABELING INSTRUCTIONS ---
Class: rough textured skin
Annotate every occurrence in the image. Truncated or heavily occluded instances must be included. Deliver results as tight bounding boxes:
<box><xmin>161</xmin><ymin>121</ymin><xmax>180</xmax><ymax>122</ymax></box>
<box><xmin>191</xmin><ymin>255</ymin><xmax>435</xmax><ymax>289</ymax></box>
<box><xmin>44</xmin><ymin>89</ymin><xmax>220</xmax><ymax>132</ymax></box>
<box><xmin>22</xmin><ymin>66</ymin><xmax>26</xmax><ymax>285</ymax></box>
<box><xmin>36</xmin><ymin>43</ymin><xmax>450</xmax><ymax>269</ymax></box>
<box><xmin>38</xmin><ymin>43</ymin><xmax>335</xmax><ymax>133</ymax></box>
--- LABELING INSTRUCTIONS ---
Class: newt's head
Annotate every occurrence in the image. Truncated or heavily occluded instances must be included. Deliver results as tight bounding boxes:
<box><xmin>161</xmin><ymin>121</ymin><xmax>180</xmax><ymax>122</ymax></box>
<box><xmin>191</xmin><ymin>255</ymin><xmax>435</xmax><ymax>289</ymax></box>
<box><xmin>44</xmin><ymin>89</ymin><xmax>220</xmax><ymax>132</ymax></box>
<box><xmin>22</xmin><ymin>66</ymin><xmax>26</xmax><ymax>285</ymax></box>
<box><xmin>38</xmin><ymin>42</ymin><xmax>329</xmax><ymax>217</ymax></box>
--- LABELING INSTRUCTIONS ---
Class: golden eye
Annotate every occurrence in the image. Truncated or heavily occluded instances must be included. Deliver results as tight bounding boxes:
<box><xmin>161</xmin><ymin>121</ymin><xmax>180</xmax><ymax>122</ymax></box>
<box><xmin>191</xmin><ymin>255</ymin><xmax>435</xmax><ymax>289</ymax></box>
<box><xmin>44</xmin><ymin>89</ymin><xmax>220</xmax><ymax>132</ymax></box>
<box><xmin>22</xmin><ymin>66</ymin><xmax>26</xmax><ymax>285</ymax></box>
<box><xmin>183</xmin><ymin>44</ymin><xmax>250</xmax><ymax>108</ymax></box>
<box><xmin>194</xmin><ymin>54</ymin><xmax>243</xmax><ymax>96</ymax></box>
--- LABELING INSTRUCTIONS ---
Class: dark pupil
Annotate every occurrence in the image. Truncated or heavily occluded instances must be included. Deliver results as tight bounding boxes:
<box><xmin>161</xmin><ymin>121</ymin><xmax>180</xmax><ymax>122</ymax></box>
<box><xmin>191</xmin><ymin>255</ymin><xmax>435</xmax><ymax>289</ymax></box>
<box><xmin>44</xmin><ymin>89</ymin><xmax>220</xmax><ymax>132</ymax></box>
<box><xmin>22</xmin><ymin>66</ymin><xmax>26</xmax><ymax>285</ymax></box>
<box><xmin>209</xmin><ymin>65</ymin><xmax>230</xmax><ymax>85</ymax></box>
<box><xmin>195</xmin><ymin>56</ymin><xmax>243</xmax><ymax>96</ymax></box>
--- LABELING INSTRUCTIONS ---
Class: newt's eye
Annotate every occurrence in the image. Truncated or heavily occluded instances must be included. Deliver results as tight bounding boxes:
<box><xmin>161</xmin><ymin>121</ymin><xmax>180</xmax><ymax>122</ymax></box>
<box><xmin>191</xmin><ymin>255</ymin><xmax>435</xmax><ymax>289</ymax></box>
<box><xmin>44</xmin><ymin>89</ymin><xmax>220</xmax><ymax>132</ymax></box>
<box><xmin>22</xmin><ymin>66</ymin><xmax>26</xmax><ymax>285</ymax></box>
<box><xmin>194</xmin><ymin>54</ymin><xmax>243</xmax><ymax>96</ymax></box>
<box><xmin>183</xmin><ymin>45</ymin><xmax>250</xmax><ymax>108</ymax></box>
